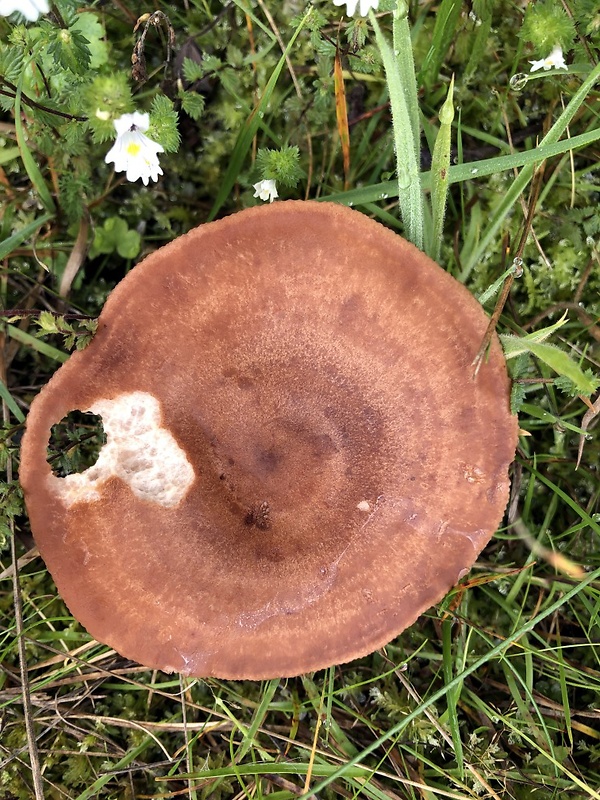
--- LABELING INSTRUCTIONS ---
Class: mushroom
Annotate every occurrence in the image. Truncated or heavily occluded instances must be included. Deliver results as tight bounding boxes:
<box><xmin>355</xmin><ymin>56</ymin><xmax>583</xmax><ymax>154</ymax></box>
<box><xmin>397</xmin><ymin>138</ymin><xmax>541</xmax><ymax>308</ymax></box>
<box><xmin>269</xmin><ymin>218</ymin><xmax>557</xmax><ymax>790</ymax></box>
<box><xmin>19</xmin><ymin>201</ymin><xmax>518</xmax><ymax>680</ymax></box>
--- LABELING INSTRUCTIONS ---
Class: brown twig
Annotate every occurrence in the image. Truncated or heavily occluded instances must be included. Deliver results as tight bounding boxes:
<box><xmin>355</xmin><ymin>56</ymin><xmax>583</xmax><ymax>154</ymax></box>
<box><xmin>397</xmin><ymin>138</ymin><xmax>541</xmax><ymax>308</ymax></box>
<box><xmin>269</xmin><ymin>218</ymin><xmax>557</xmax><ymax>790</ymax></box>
<box><xmin>0</xmin><ymin>309</ymin><xmax>96</xmax><ymax>320</ymax></box>
<box><xmin>0</xmin><ymin>80</ymin><xmax>87</xmax><ymax>122</ymax></box>
<box><xmin>59</xmin><ymin>213</ymin><xmax>91</xmax><ymax>298</ymax></box>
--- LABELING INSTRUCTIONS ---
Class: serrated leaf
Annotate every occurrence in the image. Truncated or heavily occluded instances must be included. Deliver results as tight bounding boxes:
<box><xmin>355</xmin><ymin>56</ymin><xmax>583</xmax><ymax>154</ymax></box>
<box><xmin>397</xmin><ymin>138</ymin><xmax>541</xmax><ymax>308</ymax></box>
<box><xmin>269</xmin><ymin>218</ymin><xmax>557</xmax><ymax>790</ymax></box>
<box><xmin>45</xmin><ymin>24</ymin><xmax>91</xmax><ymax>74</ymax></box>
<box><xmin>182</xmin><ymin>55</ymin><xmax>205</xmax><ymax>83</ymax></box>
<box><xmin>510</xmin><ymin>382</ymin><xmax>527</xmax><ymax>415</ymax></box>
<box><xmin>200</xmin><ymin>54</ymin><xmax>223</xmax><ymax>74</ymax></box>
<box><xmin>500</xmin><ymin>335</ymin><xmax>598</xmax><ymax>396</ymax></box>
<box><xmin>37</xmin><ymin>310</ymin><xmax>60</xmax><ymax>333</ymax></box>
<box><xmin>71</xmin><ymin>13</ymin><xmax>108</xmax><ymax>70</ymax></box>
<box><xmin>148</xmin><ymin>95</ymin><xmax>180</xmax><ymax>153</ymax></box>
<box><xmin>180</xmin><ymin>90</ymin><xmax>205</xmax><ymax>121</ymax></box>
<box><xmin>555</xmin><ymin>371</ymin><xmax>600</xmax><ymax>398</ymax></box>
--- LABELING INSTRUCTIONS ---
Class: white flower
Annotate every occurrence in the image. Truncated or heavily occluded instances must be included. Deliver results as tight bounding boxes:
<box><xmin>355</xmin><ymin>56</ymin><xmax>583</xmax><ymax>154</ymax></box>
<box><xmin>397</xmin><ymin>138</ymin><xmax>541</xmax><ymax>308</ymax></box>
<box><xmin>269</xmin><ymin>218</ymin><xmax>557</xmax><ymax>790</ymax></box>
<box><xmin>104</xmin><ymin>112</ymin><xmax>164</xmax><ymax>186</ymax></box>
<box><xmin>0</xmin><ymin>0</ymin><xmax>49</xmax><ymax>21</ymax></box>
<box><xmin>253</xmin><ymin>179</ymin><xmax>278</xmax><ymax>203</ymax></box>
<box><xmin>529</xmin><ymin>44</ymin><xmax>568</xmax><ymax>73</ymax></box>
<box><xmin>333</xmin><ymin>0</ymin><xmax>379</xmax><ymax>16</ymax></box>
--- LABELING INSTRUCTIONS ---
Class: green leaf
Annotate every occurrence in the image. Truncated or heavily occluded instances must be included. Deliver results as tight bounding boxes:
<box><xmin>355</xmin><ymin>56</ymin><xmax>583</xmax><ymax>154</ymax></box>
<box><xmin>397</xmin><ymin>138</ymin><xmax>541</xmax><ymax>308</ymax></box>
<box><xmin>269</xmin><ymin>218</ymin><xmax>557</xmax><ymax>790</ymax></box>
<box><xmin>555</xmin><ymin>371</ymin><xmax>600</xmax><ymax>398</ymax></box>
<box><xmin>6</xmin><ymin>324</ymin><xmax>69</xmax><ymax>363</ymax></box>
<box><xmin>179</xmin><ymin>90</ymin><xmax>205</xmax><ymax>121</ymax></box>
<box><xmin>182</xmin><ymin>55</ymin><xmax>206</xmax><ymax>83</ymax></box>
<box><xmin>520</xmin><ymin>311</ymin><xmax>569</xmax><ymax>343</ymax></box>
<box><xmin>84</xmin><ymin>74</ymin><xmax>134</xmax><ymax>143</ymax></box>
<box><xmin>325</xmin><ymin>126</ymin><xmax>600</xmax><ymax>210</ymax></box>
<box><xmin>0</xmin><ymin>146</ymin><xmax>20</xmax><ymax>166</ymax></box>
<box><xmin>510</xmin><ymin>382</ymin><xmax>527</xmax><ymax>415</ymax></box>
<box><xmin>36</xmin><ymin>310</ymin><xmax>61</xmax><ymax>333</ymax></box>
<box><xmin>89</xmin><ymin>217</ymin><xmax>141</xmax><ymax>260</ymax></box>
<box><xmin>0</xmin><ymin>378</ymin><xmax>25</xmax><ymax>423</ymax></box>
<box><xmin>370</xmin><ymin>9</ymin><xmax>423</xmax><ymax>250</ymax></box>
<box><xmin>419</xmin><ymin>0</ymin><xmax>462</xmax><ymax>89</ymax></box>
<box><xmin>71</xmin><ymin>12</ymin><xmax>108</xmax><ymax>70</ymax></box>
<box><xmin>500</xmin><ymin>334</ymin><xmax>598</xmax><ymax>396</ymax></box>
<box><xmin>148</xmin><ymin>95</ymin><xmax>180</xmax><ymax>153</ymax></box>
<box><xmin>44</xmin><ymin>22</ymin><xmax>92</xmax><ymax>74</ymax></box>
<box><xmin>459</xmin><ymin>60</ymin><xmax>600</xmax><ymax>281</ymax></box>
<box><xmin>0</xmin><ymin>212</ymin><xmax>53</xmax><ymax>260</ymax></box>
<box><xmin>256</xmin><ymin>146</ymin><xmax>304</xmax><ymax>188</ymax></box>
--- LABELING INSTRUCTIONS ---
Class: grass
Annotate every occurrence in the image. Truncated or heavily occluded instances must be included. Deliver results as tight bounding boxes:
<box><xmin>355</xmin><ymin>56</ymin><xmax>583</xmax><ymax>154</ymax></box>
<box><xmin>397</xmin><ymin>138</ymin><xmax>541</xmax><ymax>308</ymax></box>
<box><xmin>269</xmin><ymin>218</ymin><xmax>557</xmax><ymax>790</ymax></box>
<box><xmin>1</xmin><ymin>0</ymin><xmax>600</xmax><ymax>798</ymax></box>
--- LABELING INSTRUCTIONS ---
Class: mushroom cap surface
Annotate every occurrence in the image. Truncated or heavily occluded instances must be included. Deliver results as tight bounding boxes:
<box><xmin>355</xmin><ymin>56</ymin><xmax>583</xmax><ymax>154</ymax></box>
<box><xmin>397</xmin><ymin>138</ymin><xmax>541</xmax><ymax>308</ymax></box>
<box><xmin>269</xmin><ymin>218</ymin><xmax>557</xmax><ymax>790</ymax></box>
<box><xmin>20</xmin><ymin>201</ymin><xmax>518</xmax><ymax>679</ymax></box>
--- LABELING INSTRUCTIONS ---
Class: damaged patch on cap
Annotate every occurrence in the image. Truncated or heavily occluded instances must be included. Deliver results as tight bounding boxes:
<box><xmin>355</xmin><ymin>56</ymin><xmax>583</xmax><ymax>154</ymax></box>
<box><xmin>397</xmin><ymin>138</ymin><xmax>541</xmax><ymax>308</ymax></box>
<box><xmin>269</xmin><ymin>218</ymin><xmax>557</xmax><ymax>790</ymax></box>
<box><xmin>50</xmin><ymin>392</ymin><xmax>195</xmax><ymax>508</ymax></box>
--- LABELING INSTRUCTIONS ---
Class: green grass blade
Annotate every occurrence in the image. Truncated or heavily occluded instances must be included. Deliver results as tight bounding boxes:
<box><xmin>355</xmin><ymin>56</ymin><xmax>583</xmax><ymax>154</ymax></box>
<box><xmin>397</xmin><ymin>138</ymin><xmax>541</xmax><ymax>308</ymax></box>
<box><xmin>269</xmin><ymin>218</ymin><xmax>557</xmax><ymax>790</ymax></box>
<box><xmin>324</xmin><ymin>125</ymin><xmax>600</xmax><ymax>209</ymax></box>
<box><xmin>419</xmin><ymin>0</ymin><xmax>461</xmax><ymax>90</ymax></box>
<box><xmin>555</xmin><ymin>631</ymin><xmax>574</xmax><ymax>749</ymax></box>
<box><xmin>518</xmin><ymin>402</ymin><xmax>586</xmax><ymax>436</ymax></box>
<box><xmin>175</xmin><ymin>761</ymin><xmax>375</xmax><ymax>781</ymax></box>
<box><xmin>524</xmin><ymin>466</ymin><xmax>600</xmax><ymax>534</ymax></box>
<box><xmin>6</xmin><ymin>323</ymin><xmax>68</xmax><ymax>363</ymax></box>
<box><xmin>447</xmin><ymin>126</ymin><xmax>600</xmax><ymax>184</ymax></box>
<box><xmin>0</xmin><ymin>146</ymin><xmax>20</xmax><ymax>166</ymax></box>
<box><xmin>215</xmin><ymin>696</ymin><xmax>274</xmax><ymax>762</ymax></box>
<box><xmin>392</xmin><ymin>3</ymin><xmax>420</xmax><ymax>164</ymax></box>
<box><xmin>0</xmin><ymin>212</ymin><xmax>54</xmax><ymax>261</ymax></box>
<box><xmin>301</xmin><ymin>674</ymin><xmax>359</xmax><ymax>758</ymax></box>
<box><xmin>14</xmin><ymin>78</ymin><xmax>56</xmax><ymax>214</ymax></box>
<box><xmin>441</xmin><ymin>618</ymin><xmax>464</xmax><ymax>779</ymax></box>
<box><xmin>236</xmin><ymin>678</ymin><xmax>280</xmax><ymax>760</ymax></box>
<box><xmin>0</xmin><ymin>377</ymin><xmax>26</xmax><ymax>423</ymax></box>
<box><xmin>74</xmin><ymin>737</ymin><xmax>156</xmax><ymax>800</ymax></box>
<box><xmin>500</xmin><ymin>716</ymin><xmax>600</xmax><ymax>799</ymax></box>
<box><xmin>370</xmin><ymin>10</ymin><xmax>423</xmax><ymax>249</ymax></box>
<box><xmin>477</xmin><ymin>264</ymin><xmax>515</xmax><ymax>305</ymax></box>
<box><xmin>207</xmin><ymin>10</ymin><xmax>310</xmax><ymax>221</ymax></box>
<box><xmin>298</xmin><ymin>565</ymin><xmax>600</xmax><ymax>799</ymax></box>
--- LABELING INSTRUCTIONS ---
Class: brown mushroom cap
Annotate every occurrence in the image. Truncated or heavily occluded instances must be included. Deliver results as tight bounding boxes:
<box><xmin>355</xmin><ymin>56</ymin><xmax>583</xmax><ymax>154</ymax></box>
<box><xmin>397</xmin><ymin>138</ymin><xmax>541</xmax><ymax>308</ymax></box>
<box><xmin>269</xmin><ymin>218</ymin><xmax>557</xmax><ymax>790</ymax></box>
<box><xmin>20</xmin><ymin>201</ymin><xmax>518</xmax><ymax>679</ymax></box>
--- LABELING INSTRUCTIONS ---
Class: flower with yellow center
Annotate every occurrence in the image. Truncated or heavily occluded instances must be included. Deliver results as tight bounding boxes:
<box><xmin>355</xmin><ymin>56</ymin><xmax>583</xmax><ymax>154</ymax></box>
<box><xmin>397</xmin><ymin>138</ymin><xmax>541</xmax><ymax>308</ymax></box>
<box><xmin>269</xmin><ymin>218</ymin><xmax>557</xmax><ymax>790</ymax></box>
<box><xmin>0</xmin><ymin>0</ymin><xmax>49</xmax><ymax>21</ymax></box>
<box><xmin>333</xmin><ymin>0</ymin><xmax>379</xmax><ymax>16</ymax></box>
<box><xmin>104</xmin><ymin>112</ymin><xmax>164</xmax><ymax>186</ymax></box>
